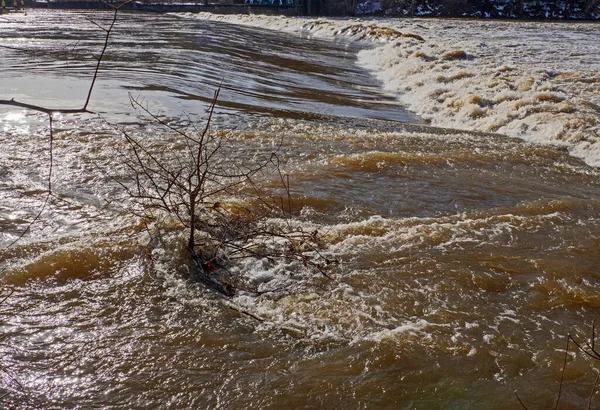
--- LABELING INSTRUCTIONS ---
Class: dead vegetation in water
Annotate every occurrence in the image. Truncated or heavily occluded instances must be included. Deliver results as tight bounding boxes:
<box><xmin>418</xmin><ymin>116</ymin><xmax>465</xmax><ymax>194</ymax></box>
<box><xmin>0</xmin><ymin>1</ymin><xmax>337</xmax><ymax>301</ymax></box>
<box><xmin>516</xmin><ymin>321</ymin><xmax>600</xmax><ymax>409</ymax></box>
<box><xmin>109</xmin><ymin>91</ymin><xmax>336</xmax><ymax>297</ymax></box>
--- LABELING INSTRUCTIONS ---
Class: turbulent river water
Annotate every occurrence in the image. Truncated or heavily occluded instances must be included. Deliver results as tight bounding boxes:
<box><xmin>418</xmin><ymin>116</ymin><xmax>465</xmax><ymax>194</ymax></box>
<box><xmin>1</xmin><ymin>9</ymin><xmax>600</xmax><ymax>409</ymax></box>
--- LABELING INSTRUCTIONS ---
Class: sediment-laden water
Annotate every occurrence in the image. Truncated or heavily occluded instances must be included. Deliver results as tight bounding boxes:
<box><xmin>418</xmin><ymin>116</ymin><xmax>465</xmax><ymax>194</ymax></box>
<box><xmin>1</xmin><ymin>10</ymin><xmax>600</xmax><ymax>409</ymax></box>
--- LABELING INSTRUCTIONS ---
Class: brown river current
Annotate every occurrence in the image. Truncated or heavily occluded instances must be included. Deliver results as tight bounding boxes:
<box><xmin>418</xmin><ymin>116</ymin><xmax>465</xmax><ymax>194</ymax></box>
<box><xmin>2</xmin><ymin>10</ymin><xmax>600</xmax><ymax>409</ymax></box>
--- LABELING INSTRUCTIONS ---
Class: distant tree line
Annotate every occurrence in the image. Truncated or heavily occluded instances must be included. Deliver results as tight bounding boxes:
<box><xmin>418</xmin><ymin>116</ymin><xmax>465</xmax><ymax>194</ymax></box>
<box><xmin>22</xmin><ymin>0</ymin><xmax>600</xmax><ymax>18</ymax></box>
<box><xmin>316</xmin><ymin>0</ymin><xmax>600</xmax><ymax>18</ymax></box>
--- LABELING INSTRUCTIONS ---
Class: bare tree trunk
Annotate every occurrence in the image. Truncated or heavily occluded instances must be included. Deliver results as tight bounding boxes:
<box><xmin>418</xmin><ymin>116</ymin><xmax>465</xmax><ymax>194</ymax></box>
<box><xmin>586</xmin><ymin>0</ymin><xmax>600</xmax><ymax>18</ymax></box>
<box><xmin>188</xmin><ymin>192</ymin><xmax>196</xmax><ymax>251</ymax></box>
<box><xmin>409</xmin><ymin>0</ymin><xmax>417</xmax><ymax>15</ymax></box>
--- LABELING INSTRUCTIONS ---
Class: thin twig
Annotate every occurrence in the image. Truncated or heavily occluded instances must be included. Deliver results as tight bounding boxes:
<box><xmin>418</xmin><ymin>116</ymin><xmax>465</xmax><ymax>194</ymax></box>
<box><xmin>227</xmin><ymin>305</ymin><xmax>265</xmax><ymax>322</ymax></box>
<box><xmin>84</xmin><ymin>1</ymin><xmax>134</xmax><ymax>111</ymax></box>
<box><xmin>588</xmin><ymin>372</ymin><xmax>600</xmax><ymax>410</ymax></box>
<box><xmin>593</xmin><ymin>319</ymin><xmax>596</xmax><ymax>351</ymax></box>
<box><xmin>555</xmin><ymin>333</ymin><xmax>571</xmax><ymax>410</ymax></box>
<box><xmin>0</xmin><ymin>289</ymin><xmax>14</xmax><ymax>306</ymax></box>
<box><xmin>515</xmin><ymin>391</ymin><xmax>530</xmax><ymax>410</ymax></box>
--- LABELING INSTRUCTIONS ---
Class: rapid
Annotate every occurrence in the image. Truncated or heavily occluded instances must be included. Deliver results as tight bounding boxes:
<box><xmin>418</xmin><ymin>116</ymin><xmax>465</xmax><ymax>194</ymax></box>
<box><xmin>1</xmin><ymin>9</ymin><xmax>600</xmax><ymax>409</ymax></box>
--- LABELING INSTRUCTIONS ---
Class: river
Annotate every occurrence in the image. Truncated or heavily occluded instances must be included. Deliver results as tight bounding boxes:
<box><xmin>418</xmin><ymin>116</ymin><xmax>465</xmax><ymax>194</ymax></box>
<box><xmin>1</xmin><ymin>9</ymin><xmax>600</xmax><ymax>409</ymax></box>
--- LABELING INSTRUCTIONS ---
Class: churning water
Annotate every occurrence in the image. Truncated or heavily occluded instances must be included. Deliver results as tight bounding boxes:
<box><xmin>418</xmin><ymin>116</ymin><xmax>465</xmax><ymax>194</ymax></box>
<box><xmin>1</xmin><ymin>10</ymin><xmax>600</xmax><ymax>409</ymax></box>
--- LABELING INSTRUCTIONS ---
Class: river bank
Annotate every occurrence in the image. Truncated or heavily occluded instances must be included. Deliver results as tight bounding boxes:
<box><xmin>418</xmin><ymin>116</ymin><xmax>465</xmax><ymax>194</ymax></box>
<box><xmin>21</xmin><ymin>0</ymin><xmax>300</xmax><ymax>15</ymax></box>
<box><xmin>18</xmin><ymin>0</ymin><xmax>600</xmax><ymax>18</ymax></box>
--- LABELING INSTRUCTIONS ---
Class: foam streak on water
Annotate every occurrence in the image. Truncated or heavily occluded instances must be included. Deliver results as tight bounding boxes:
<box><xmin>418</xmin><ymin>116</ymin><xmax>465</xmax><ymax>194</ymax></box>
<box><xmin>189</xmin><ymin>13</ymin><xmax>600</xmax><ymax>167</ymax></box>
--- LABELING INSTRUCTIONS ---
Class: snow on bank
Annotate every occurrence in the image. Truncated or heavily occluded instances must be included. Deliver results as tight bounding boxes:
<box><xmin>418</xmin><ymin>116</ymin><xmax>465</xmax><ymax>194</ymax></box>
<box><xmin>185</xmin><ymin>13</ymin><xmax>600</xmax><ymax>167</ymax></box>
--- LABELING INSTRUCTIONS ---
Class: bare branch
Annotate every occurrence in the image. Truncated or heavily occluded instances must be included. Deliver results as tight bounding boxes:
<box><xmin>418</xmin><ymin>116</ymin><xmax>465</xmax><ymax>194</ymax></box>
<box><xmin>589</xmin><ymin>372</ymin><xmax>599</xmax><ymax>410</ymax></box>
<box><xmin>108</xmin><ymin>86</ymin><xmax>336</xmax><ymax>297</ymax></box>
<box><xmin>83</xmin><ymin>1</ymin><xmax>134</xmax><ymax>111</ymax></box>
<box><xmin>554</xmin><ymin>334</ymin><xmax>571</xmax><ymax>410</ymax></box>
<box><xmin>0</xmin><ymin>99</ymin><xmax>91</xmax><ymax>115</ymax></box>
<box><xmin>514</xmin><ymin>391</ymin><xmax>530</xmax><ymax>410</ymax></box>
<box><xmin>1</xmin><ymin>1</ymin><xmax>133</xmax><ymax>116</ymax></box>
<box><xmin>227</xmin><ymin>304</ymin><xmax>265</xmax><ymax>322</ymax></box>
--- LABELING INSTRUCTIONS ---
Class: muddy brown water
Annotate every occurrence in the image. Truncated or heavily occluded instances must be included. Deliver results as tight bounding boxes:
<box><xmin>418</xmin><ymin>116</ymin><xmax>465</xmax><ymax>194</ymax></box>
<box><xmin>1</xmin><ymin>10</ymin><xmax>600</xmax><ymax>409</ymax></box>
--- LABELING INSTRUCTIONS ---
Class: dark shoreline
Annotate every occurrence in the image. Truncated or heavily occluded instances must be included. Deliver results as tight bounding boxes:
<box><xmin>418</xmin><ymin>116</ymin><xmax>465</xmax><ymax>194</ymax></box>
<box><xmin>21</xmin><ymin>1</ymin><xmax>301</xmax><ymax>15</ymax></box>
<box><xmin>10</xmin><ymin>0</ymin><xmax>600</xmax><ymax>19</ymax></box>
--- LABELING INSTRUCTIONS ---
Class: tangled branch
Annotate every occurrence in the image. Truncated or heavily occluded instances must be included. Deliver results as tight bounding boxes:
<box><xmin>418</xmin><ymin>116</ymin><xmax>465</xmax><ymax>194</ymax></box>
<box><xmin>516</xmin><ymin>321</ymin><xmax>600</xmax><ymax>409</ymax></box>
<box><xmin>110</xmin><ymin>90</ymin><xmax>336</xmax><ymax>296</ymax></box>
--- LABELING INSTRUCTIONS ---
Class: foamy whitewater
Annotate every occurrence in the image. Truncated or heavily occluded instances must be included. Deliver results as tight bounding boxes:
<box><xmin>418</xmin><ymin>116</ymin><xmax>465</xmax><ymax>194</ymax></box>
<box><xmin>186</xmin><ymin>13</ymin><xmax>600</xmax><ymax>167</ymax></box>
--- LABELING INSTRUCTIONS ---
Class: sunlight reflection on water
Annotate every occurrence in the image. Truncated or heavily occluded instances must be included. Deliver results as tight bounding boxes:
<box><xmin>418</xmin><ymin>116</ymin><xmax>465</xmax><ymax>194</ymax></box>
<box><xmin>2</xmin><ymin>9</ymin><xmax>600</xmax><ymax>410</ymax></box>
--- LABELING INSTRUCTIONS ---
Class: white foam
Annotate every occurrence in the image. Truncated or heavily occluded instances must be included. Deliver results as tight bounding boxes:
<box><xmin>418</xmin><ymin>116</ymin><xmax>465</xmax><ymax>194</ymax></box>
<box><xmin>354</xmin><ymin>20</ymin><xmax>600</xmax><ymax>166</ymax></box>
<box><xmin>362</xmin><ymin>318</ymin><xmax>432</xmax><ymax>342</ymax></box>
<box><xmin>185</xmin><ymin>13</ymin><xmax>600</xmax><ymax>167</ymax></box>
